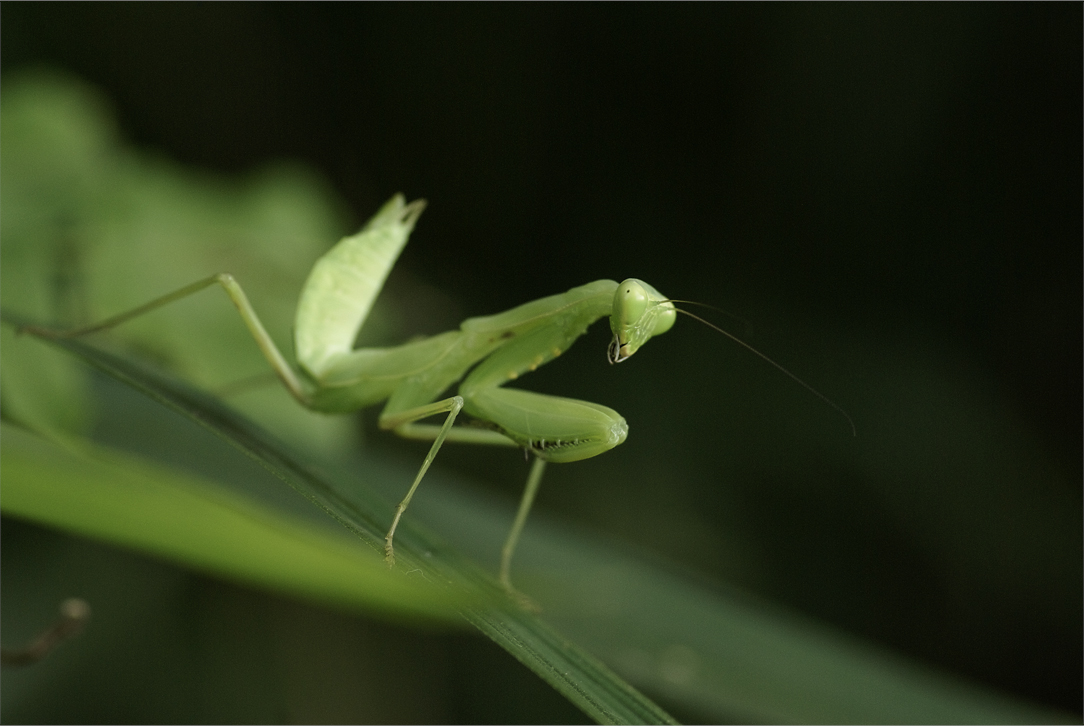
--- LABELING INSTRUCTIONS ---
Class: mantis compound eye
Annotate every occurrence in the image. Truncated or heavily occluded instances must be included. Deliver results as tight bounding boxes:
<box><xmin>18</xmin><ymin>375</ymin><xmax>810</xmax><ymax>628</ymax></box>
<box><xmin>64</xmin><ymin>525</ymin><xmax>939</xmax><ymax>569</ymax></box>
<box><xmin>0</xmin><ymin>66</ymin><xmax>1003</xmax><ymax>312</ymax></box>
<box><xmin>614</xmin><ymin>280</ymin><xmax>650</xmax><ymax>329</ymax></box>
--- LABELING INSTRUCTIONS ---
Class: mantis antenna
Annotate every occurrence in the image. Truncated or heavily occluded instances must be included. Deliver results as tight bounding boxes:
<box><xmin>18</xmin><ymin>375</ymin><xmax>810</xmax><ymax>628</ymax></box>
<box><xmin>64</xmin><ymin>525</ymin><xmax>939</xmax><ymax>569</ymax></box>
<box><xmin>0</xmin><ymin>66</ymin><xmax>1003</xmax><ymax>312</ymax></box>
<box><xmin>665</xmin><ymin>300</ymin><xmax>857</xmax><ymax>437</ymax></box>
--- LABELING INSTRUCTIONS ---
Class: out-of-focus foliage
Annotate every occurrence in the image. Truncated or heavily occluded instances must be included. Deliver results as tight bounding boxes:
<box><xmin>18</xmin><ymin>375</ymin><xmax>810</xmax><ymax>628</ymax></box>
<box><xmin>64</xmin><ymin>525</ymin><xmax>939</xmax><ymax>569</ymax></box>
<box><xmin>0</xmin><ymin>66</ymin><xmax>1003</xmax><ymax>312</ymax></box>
<box><xmin>1</xmin><ymin>422</ymin><xmax>460</xmax><ymax>622</ymax></box>
<box><xmin>1</xmin><ymin>70</ymin><xmax>355</xmax><ymax>455</ymax></box>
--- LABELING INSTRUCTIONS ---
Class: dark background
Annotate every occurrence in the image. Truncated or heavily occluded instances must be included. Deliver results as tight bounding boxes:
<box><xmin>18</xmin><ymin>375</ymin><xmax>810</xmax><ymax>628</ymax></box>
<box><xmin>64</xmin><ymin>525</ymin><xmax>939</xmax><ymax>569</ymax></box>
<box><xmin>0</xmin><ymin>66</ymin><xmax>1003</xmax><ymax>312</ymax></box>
<box><xmin>3</xmin><ymin>4</ymin><xmax>1080</xmax><ymax>722</ymax></box>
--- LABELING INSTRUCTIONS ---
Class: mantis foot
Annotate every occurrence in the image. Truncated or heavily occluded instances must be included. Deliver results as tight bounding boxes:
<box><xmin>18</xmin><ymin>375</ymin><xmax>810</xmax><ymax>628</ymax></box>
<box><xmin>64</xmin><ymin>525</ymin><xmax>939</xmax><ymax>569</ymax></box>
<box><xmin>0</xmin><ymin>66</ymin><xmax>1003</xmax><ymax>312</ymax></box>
<box><xmin>502</xmin><ymin>582</ymin><xmax>540</xmax><ymax>613</ymax></box>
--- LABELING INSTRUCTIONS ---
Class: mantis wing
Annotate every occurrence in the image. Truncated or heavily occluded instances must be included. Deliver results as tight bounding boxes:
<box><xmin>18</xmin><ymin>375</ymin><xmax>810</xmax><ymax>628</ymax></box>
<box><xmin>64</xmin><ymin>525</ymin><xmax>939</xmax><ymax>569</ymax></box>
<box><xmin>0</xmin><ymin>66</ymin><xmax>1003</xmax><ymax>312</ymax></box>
<box><xmin>293</xmin><ymin>195</ymin><xmax>426</xmax><ymax>379</ymax></box>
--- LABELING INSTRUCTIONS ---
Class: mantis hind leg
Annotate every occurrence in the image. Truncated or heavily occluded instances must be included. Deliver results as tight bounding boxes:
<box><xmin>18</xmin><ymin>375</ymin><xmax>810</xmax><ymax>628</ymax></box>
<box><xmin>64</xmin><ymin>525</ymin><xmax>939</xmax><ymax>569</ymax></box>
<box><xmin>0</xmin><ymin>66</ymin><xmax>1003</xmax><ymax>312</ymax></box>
<box><xmin>18</xmin><ymin>273</ymin><xmax>310</xmax><ymax>407</ymax></box>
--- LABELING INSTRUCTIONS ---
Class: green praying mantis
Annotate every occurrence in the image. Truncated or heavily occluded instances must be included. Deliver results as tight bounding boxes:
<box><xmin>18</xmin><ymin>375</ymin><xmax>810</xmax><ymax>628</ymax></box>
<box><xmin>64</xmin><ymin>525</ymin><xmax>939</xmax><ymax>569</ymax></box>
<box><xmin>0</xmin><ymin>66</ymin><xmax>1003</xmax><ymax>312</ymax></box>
<box><xmin>23</xmin><ymin>194</ymin><xmax>853</xmax><ymax>594</ymax></box>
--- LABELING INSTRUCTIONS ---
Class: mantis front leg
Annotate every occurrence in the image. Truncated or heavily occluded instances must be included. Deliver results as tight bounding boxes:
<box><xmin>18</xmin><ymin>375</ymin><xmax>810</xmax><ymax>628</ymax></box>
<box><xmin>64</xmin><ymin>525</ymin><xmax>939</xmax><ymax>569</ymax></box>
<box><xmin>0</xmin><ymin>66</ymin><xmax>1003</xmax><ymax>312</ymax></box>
<box><xmin>377</xmin><ymin>366</ymin><xmax>628</xmax><ymax>592</ymax></box>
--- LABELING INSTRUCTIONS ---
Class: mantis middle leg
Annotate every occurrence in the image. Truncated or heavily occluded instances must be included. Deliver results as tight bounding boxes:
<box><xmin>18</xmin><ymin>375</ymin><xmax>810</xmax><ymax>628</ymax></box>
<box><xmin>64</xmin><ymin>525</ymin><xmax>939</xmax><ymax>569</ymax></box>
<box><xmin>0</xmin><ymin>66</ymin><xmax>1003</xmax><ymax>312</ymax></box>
<box><xmin>380</xmin><ymin>390</ymin><xmax>549</xmax><ymax>591</ymax></box>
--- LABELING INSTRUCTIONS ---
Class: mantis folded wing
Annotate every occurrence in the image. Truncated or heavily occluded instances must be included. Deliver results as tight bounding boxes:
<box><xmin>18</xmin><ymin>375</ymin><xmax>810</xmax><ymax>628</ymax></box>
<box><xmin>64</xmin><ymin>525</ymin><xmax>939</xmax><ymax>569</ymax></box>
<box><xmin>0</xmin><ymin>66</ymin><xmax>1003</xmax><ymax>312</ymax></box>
<box><xmin>24</xmin><ymin>195</ymin><xmax>678</xmax><ymax>594</ymax></box>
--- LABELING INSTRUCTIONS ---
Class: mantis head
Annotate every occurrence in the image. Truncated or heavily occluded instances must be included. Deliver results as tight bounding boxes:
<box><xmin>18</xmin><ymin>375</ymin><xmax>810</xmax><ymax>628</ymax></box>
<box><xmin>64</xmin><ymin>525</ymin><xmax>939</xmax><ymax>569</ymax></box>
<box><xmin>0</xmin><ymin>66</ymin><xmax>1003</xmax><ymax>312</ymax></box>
<box><xmin>608</xmin><ymin>278</ymin><xmax>676</xmax><ymax>363</ymax></box>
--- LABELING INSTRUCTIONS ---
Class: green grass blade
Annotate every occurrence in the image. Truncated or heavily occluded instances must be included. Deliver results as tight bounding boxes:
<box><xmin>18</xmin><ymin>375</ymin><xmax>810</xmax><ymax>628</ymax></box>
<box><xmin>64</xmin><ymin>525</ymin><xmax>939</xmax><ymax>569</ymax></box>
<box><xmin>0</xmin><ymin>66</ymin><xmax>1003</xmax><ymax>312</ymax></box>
<box><xmin>410</xmin><ymin>476</ymin><xmax>1079</xmax><ymax>725</ymax></box>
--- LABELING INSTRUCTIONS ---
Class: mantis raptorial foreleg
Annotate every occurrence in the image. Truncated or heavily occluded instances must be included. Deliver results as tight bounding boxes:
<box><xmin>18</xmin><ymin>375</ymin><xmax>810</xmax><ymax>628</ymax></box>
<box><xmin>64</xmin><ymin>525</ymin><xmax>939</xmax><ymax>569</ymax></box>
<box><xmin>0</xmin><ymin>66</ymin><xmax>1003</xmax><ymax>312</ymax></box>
<box><xmin>19</xmin><ymin>193</ymin><xmax>850</xmax><ymax>597</ymax></box>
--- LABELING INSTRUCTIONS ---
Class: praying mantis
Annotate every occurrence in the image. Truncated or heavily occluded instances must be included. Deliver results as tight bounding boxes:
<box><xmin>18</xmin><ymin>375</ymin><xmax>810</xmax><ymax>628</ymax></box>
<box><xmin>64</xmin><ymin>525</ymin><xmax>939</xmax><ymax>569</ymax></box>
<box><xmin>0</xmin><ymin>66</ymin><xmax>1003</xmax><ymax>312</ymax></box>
<box><xmin>23</xmin><ymin>194</ymin><xmax>852</xmax><ymax>593</ymax></box>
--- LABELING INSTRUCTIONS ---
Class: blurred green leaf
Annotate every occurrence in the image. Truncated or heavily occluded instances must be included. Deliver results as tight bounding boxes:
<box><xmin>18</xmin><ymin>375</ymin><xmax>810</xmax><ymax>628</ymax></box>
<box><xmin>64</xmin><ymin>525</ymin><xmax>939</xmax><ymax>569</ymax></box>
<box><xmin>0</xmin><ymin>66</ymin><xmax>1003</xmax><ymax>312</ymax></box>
<box><xmin>1</xmin><ymin>422</ymin><xmax>460</xmax><ymax>623</ymax></box>
<box><xmin>0</xmin><ymin>69</ymin><xmax>354</xmax><ymax>456</ymax></box>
